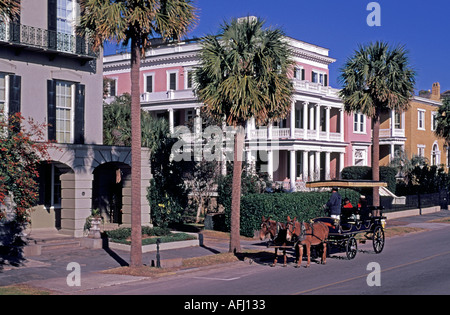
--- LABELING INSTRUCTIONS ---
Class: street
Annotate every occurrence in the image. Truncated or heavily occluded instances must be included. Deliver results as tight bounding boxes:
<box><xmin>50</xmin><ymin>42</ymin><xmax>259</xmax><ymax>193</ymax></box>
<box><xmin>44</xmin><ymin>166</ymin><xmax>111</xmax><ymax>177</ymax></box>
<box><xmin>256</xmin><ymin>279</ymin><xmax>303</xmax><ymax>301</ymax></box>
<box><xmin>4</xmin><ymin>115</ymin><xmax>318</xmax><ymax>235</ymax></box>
<box><xmin>76</xmin><ymin>221</ymin><xmax>450</xmax><ymax>295</ymax></box>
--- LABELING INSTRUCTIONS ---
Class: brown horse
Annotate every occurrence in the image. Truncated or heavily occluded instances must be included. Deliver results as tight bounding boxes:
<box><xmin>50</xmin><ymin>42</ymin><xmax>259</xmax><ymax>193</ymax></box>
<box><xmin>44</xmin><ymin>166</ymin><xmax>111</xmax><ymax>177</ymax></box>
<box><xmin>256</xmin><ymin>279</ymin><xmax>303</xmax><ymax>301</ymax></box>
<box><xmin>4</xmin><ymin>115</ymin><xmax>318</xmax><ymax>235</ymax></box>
<box><xmin>259</xmin><ymin>216</ymin><xmax>289</xmax><ymax>267</ymax></box>
<box><xmin>286</xmin><ymin>216</ymin><xmax>329</xmax><ymax>268</ymax></box>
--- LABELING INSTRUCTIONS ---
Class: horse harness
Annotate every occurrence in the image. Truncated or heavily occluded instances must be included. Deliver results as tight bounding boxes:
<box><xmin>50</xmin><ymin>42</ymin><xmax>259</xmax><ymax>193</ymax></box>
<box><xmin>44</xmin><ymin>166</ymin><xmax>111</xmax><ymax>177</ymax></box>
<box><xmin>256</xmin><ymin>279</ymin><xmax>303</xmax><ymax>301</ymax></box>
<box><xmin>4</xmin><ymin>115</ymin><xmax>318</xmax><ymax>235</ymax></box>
<box><xmin>291</xmin><ymin>221</ymin><xmax>327</xmax><ymax>243</ymax></box>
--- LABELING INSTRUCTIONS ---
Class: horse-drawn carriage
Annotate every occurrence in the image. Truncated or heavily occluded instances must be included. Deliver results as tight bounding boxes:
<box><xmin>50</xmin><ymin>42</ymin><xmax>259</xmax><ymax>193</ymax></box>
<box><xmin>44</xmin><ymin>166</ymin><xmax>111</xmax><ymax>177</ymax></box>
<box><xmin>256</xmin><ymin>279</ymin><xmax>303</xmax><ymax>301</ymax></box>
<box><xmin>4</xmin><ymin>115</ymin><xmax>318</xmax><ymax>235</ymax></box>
<box><xmin>260</xmin><ymin>180</ymin><xmax>387</xmax><ymax>267</ymax></box>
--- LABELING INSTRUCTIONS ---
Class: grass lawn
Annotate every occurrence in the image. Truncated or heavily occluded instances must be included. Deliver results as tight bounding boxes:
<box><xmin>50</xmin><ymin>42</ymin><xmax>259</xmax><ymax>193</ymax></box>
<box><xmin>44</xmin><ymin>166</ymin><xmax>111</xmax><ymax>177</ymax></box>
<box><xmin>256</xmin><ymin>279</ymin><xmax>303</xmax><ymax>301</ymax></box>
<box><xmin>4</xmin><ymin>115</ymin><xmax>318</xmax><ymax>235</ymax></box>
<box><xmin>0</xmin><ymin>285</ymin><xmax>51</xmax><ymax>295</ymax></box>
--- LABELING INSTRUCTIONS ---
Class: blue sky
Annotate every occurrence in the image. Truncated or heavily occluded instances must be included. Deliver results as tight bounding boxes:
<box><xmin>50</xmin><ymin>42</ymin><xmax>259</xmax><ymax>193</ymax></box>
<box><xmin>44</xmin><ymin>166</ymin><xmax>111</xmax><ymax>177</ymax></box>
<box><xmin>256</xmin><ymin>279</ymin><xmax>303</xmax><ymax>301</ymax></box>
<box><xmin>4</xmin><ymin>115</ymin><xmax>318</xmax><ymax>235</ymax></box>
<box><xmin>105</xmin><ymin>0</ymin><xmax>449</xmax><ymax>93</ymax></box>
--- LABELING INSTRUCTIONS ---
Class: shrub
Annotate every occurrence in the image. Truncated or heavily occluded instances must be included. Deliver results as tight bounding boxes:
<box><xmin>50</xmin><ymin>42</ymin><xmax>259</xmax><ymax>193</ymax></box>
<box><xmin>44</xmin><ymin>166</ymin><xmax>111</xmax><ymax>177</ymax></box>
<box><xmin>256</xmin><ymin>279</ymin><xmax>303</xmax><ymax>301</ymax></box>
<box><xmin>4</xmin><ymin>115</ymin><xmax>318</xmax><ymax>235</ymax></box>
<box><xmin>341</xmin><ymin>166</ymin><xmax>397</xmax><ymax>193</ymax></box>
<box><xmin>224</xmin><ymin>189</ymin><xmax>360</xmax><ymax>237</ymax></box>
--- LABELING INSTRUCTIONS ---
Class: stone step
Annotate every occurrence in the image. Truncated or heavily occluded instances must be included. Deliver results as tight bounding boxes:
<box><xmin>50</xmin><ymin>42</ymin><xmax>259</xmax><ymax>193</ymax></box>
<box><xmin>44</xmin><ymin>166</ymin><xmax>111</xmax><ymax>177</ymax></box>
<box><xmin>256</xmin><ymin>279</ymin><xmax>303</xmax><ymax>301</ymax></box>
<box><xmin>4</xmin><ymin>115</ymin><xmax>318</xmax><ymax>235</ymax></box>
<box><xmin>40</xmin><ymin>239</ymin><xmax>81</xmax><ymax>252</ymax></box>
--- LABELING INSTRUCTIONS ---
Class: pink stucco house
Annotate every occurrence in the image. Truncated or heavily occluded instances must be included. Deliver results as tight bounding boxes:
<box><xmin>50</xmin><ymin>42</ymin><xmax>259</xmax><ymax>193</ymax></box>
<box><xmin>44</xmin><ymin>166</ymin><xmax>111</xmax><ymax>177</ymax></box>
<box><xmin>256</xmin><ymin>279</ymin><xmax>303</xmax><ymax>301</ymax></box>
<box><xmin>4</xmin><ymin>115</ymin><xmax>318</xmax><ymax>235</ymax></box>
<box><xmin>103</xmin><ymin>22</ymin><xmax>365</xmax><ymax>191</ymax></box>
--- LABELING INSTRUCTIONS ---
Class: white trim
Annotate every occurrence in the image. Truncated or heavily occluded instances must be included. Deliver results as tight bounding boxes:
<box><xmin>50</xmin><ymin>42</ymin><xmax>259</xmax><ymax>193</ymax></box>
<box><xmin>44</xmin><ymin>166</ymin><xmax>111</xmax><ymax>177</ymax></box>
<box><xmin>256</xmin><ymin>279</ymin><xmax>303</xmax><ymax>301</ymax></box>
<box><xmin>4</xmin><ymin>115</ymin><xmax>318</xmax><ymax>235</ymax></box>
<box><xmin>417</xmin><ymin>144</ymin><xmax>426</xmax><ymax>157</ymax></box>
<box><xmin>143</xmin><ymin>72</ymin><xmax>155</xmax><ymax>94</ymax></box>
<box><xmin>166</xmin><ymin>69</ymin><xmax>179</xmax><ymax>91</ymax></box>
<box><xmin>431</xmin><ymin>111</ymin><xmax>437</xmax><ymax>132</ymax></box>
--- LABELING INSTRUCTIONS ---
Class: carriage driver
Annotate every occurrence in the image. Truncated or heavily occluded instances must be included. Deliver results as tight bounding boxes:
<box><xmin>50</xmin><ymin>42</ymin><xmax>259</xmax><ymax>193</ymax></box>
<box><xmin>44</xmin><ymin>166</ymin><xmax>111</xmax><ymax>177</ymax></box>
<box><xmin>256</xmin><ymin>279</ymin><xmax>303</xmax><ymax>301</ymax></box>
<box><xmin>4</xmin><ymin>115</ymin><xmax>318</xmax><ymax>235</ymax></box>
<box><xmin>325</xmin><ymin>187</ymin><xmax>342</xmax><ymax>220</ymax></box>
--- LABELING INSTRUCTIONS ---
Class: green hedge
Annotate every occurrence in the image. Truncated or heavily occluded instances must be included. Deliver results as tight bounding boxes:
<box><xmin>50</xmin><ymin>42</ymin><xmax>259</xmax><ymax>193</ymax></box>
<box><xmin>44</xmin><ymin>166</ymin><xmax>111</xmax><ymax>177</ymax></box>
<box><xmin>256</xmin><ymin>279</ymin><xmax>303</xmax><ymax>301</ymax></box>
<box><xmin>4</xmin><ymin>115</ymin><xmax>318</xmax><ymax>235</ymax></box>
<box><xmin>224</xmin><ymin>189</ymin><xmax>360</xmax><ymax>237</ymax></box>
<box><xmin>341</xmin><ymin>166</ymin><xmax>397</xmax><ymax>193</ymax></box>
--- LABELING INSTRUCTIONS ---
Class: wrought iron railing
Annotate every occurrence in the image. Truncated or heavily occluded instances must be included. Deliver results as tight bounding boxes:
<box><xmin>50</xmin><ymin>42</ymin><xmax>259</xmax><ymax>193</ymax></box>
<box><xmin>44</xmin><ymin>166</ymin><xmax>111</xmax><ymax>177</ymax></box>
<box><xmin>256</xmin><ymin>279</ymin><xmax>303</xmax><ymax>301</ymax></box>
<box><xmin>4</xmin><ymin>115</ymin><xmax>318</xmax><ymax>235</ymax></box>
<box><xmin>0</xmin><ymin>21</ymin><xmax>96</xmax><ymax>58</ymax></box>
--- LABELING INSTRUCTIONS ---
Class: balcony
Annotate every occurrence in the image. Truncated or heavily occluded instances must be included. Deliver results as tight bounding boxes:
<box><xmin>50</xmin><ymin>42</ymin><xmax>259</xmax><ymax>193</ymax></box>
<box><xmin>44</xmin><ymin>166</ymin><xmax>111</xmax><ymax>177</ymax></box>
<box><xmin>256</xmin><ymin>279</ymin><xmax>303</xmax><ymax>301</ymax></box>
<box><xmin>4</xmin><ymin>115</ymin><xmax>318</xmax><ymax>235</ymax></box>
<box><xmin>249</xmin><ymin>127</ymin><xmax>343</xmax><ymax>142</ymax></box>
<box><xmin>0</xmin><ymin>22</ymin><xmax>96</xmax><ymax>61</ymax></box>
<box><xmin>380</xmin><ymin>128</ymin><xmax>405</xmax><ymax>139</ymax></box>
<box><xmin>140</xmin><ymin>89</ymin><xmax>196</xmax><ymax>103</ymax></box>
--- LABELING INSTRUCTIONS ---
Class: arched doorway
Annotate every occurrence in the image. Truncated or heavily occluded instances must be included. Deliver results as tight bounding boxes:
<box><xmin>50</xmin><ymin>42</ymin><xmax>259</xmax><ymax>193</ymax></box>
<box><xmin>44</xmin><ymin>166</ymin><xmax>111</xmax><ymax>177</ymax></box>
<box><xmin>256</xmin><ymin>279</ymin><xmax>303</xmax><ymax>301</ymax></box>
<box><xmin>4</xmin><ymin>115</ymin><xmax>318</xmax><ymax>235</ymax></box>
<box><xmin>92</xmin><ymin>162</ymin><xmax>131</xmax><ymax>225</ymax></box>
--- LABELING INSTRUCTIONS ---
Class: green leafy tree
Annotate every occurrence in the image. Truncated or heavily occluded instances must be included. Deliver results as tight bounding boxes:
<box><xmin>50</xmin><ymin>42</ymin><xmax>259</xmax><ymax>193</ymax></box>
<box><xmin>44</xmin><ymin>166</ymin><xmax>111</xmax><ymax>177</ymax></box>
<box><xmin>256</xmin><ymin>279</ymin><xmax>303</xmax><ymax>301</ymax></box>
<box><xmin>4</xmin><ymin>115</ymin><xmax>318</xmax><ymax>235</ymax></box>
<box><xmin>339</xmin><ymin>41</ymin><xmax>415</xmax><ymax>206</ymax></box>
<box><xmin>79</xmin><ymin>0</ymin><xmax>197</xmax><ymax>267</ymax></box>
<box><xmin>195</xmin><ymin>17</ymin><xmax>294</xmax><ymax>253</ymax></box>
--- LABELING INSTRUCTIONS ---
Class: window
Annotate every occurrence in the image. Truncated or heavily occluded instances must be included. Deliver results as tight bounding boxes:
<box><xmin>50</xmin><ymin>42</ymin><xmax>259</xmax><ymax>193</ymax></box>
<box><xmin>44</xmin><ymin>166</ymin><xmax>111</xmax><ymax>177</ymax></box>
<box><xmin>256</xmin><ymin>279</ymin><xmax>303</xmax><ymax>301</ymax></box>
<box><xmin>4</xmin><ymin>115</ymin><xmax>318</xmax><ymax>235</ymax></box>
<box><xmin>144</xmin><ymin>74</ymin><xmax>154</xmax><ymax>93</ymax></box>
<box><xmin>354</xmin><ymin>149</ymin><xmax>367</xmax><ymax>166</ymax></box>
<box><xmin>0</xmin><ymin>74</ymin><xmax>6</xmax><ymax>118</ymax></box>
<box><xmin>418</xmin><ymin>109</ymin><xmax>425</xmax><ymax>130</ymax></box>
<box><xmin>57</xmin><ymin>0</ymin><xmax>74</xmax><ymax>35</ymax></box>
<box><xmin>293</xmin><ymin>67</ymin><xmax>305</xmax><ymax>80</ymax></box>
<box><xmin>431</xmin><ymin>112</ymin><xmax>437</xmax><ymax>131</ymax></box>
<box><xmin>55</xmin><ymin>81</ymin><xmax>74</xmax><ymax>143</ymax></box>
<box><xmin>186</xmin><ymin>70</ymin><xmax>194</xmax><ymax>89</ymax></box>
<box><xmin>394</xmin><ymin>112</ymin><xmax>401</xmax><ymax>129</ymax></box>
<box><xmin>354</xmin><ymin>113</ymin><xmax>365</xmax><ymax>133</ymax></box>
<box><xmin>311</xmin><ymin>70</ymin><xmax>328</xmax><ymax>86</ymax></box>
<box><xmin>167</xmin><ymin>70</ymin><xmax>178</xmax><ymax>91</ymax></box>
<box><xmin>417</xmin><ymin>145</ymin><xmax>425</xmax><ymax>157</ymax></box>
<box><xmin>432</xmin><ymin>143</ymin><xmax>440</xmax><ymax>165</ymax></box>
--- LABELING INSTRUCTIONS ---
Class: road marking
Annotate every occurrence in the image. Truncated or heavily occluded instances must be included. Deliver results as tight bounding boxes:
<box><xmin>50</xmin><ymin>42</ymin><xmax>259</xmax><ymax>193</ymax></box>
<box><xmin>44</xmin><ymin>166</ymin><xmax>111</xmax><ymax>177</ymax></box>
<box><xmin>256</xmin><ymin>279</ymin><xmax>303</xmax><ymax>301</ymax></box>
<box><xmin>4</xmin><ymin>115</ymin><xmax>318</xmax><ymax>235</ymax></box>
<box><xmin>292</xmin><ymin>250</ymin><xmax>450</xmax><ymax>295</ymax></box>
<box><xmin>190</xmin><ymin>276</ymin><xmax>241</xmax><ymax>281</ymax></box>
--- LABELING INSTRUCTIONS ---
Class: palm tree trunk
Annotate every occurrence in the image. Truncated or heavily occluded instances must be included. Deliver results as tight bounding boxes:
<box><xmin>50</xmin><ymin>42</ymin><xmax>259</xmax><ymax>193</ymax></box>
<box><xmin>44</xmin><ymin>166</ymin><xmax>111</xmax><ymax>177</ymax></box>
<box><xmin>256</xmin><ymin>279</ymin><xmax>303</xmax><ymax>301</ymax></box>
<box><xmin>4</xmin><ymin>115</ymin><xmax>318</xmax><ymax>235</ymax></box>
<box><xmin>372</xmin><ymin>114</ymin><xmax>381</xmax><ymax>207</ymax></box>
<box><xmin>230</xmin><ymin>126</ymin><xmax>244</xmax><ymax>254</ymax></box>
<box><xmin>130</xmin><ymin>37</ymin><xmax>143</xmax><ymax>267</ymax></box>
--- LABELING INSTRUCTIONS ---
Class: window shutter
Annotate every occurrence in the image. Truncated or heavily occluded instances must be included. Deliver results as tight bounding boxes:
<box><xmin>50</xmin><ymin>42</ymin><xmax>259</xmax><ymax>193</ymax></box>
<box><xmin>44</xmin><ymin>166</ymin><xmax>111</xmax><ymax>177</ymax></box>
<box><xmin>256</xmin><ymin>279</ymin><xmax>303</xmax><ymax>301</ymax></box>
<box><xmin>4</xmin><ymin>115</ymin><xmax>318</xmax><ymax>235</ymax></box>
<box><xmin>8</xmin><ymin>75</ymin><xmax>21</xmax><ymax>132</ymax></box>
<box><xmin>74</xmin><ymin>83</ymin><xmax>85</xmax><ymax>144</ymax></box>
<box><xmin>47</xmin><ymin>80</ymin><xmax>57</xmax><ymax>141</ymax></box>
<box><xmin>8</xmin><ymin>75</ymin><xmax>21</xmax><ymax>116</ymax></box>
<box><xmin>48</xmin><ymin>0</ymin><xmax>57</xmax><ymax>50</ymax></box>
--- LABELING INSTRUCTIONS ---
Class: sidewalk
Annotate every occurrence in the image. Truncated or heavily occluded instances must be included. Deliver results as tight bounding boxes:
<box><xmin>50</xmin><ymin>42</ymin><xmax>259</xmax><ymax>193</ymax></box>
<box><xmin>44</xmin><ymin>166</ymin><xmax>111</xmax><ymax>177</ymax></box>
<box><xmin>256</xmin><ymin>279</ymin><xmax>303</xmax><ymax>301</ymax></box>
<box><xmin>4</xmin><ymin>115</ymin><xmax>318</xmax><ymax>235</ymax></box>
<box><xmin>1</xmin><ymin>210</ymin><xmax>449</xmax><ymax>294</ymax></box>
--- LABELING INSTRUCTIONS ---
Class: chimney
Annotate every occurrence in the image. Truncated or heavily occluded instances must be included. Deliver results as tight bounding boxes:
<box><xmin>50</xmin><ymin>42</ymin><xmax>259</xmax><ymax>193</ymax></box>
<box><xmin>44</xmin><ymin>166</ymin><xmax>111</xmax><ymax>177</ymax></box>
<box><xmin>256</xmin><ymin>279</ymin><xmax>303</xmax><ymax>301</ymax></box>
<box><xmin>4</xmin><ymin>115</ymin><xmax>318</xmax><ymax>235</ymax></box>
<box><xmin>431</xmin><ymin>82</ymin><xmax>441</xmax><ymax>101</ymax></box>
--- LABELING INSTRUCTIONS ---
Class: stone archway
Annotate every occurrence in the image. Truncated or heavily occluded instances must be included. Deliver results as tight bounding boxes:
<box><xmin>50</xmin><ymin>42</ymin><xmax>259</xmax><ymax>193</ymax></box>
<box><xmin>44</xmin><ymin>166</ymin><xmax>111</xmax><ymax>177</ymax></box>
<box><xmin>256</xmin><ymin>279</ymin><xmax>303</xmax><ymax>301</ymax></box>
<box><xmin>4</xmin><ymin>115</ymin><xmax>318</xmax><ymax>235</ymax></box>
<box><xmin>43</xmin><ymin>144</ymin><xmax>151</xmax><ymax>237</ymax></box>
<box><xmin>92</xmin><ymin>162</ymin><xmax>131</xmax><ymax>225</ymax></box>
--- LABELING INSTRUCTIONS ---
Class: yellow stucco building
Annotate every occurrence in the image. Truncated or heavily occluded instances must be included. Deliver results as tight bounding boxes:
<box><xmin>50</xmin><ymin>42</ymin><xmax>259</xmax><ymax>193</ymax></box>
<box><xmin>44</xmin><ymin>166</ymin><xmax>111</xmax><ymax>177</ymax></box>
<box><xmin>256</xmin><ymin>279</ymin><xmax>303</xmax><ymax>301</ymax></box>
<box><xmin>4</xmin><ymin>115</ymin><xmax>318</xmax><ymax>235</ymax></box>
<box><xmin>377</xmin><ymin>82</ymin><xmax>447</xmax><ymax>168</ymax></box>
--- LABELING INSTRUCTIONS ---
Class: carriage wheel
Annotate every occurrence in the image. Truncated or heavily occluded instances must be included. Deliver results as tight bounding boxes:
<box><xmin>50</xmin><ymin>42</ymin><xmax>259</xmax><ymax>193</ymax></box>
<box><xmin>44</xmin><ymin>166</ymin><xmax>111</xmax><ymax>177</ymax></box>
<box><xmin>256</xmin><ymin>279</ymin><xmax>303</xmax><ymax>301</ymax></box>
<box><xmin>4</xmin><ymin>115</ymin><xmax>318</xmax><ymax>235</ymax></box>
<box><xmin>345</xmin><ymin>237</ymin><xmax>357</xmax><ymax>260</ymax></box>
<box><xmin>372</xmin><ymin>225</ymin><xmax>385</xmax><ymax>254</ymax></box>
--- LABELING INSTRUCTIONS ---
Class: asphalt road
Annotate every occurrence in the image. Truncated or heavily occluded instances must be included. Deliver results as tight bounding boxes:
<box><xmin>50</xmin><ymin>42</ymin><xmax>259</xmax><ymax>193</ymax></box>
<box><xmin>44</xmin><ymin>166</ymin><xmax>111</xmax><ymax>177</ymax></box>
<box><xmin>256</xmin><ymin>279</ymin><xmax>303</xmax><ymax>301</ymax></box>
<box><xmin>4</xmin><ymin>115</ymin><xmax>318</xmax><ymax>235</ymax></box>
<box><xmin>77</xmin><ymin>221</ymin><xmax>450</xmax><ymax>296</ymax></box>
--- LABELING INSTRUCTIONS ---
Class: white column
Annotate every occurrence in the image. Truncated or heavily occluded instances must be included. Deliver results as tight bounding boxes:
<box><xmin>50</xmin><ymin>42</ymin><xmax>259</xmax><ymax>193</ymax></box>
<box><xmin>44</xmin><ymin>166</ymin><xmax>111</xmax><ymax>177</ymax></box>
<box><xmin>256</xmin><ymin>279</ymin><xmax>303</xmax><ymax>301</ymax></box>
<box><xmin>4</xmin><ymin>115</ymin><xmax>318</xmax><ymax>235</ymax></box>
<box><xmin>326</xmin><ymin>106</ymin><xmax>331</xmax><ymax>141</ymax></box>
<box><xmin>194</xmin><ymin>107</ymin><xmax>202</xmax><ymax>161</ymax></box>
<box><xmin>309</xmin><ymin>105</ymin><xmax>314</xmax><ymax>134</ymax></box>
<box><xmin>315</xmin><ymin>151</ymin><xmax>321</xmax><ymax>181</ymax></box>
<box><xmin>339</xmin><ymin>152</ymin><xmax>345</xmax><ymax>178</ymax></box>
<box><xmin>316</xmin><ymin>104</ymin><xmax>321</xmax><ymax>139</ymax></box>
<box><xmin>168</xmin><ymin>108</ymin><xmax>174</xmax><ymax>134</ymax></box>
<box><xmin>303</xmin><ymin>102</ymin><xmax>309</xmax><ymax>139</ymax></box>
<box><xmin>340</xmin><ymin>109</ymin><xmax>345</xmax><ymax>142</ymax></box>
<box><xmin>303</xmin><ymin>150</ymin><xmax>309</xmax><ymax>181</ymax></box>
<box><xmin>268</xmin><ymin>122</ymin><xmax>273</xmax><ymax>140</ymax></box>
<box><xmin>309</xmin><ymin>151</ymin><xmax>314</xmax><ymax>181</ymax></box>
<box><xmin>290</xmin><ymin>149</ymin><xmax>296</xmax><ymax>192</ymax></box>
<box><xmin>267</xmin><ymin>150</ymin><xmax>274</xmax><ymax>180</ymax></box>
<box><xmin>246</xmin><ymin>119</ymin><xmax>252</xmax><ymax>141</ymax></box>
<box><xmin>390</xmin><ymin>143</ymin><xmax>395</xmax><ymax>162</ymax></box>
<box><xmin>290</xmin><ymin>100</ymin><xmax>296</xmax><ymax>139</ymax></box>
<box><xmin>390</xmin><ymin>110</ymin><xmax>395</xmax><ymax>137</ymax></box>
<box><xmin>325</xmin><ymin>151</ymin><xmax>331</xmax><ymax>180</ymax></box>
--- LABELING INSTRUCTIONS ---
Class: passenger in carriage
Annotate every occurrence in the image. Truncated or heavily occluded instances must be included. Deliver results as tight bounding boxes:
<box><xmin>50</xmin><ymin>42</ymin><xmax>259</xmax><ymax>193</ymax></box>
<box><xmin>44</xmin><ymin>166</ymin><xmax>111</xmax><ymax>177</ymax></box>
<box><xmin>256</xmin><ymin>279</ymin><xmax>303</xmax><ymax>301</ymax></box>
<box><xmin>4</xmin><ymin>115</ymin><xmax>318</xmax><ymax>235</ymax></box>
<box><xmin>343</xmin><ymin>198</ymin><xmax>353</xmax><ymax>208</ymax></box>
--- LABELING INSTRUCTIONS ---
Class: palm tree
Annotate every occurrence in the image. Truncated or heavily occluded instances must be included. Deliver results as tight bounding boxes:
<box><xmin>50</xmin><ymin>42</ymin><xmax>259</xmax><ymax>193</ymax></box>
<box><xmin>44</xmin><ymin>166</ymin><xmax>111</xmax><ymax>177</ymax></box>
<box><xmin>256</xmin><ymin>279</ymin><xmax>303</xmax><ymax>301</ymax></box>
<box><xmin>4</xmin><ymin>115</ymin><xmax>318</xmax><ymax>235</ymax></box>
<box><xmin>0</xmin><ymin>0</ymin><xmax>20</xmax><ymax>21</ymax></box>
<box><xmin>79</xmin><ymin>0</ymin><xmax>197</xmax><ymax>267</ymax></box>
<box><xmin>339</xmin><ymin>41</ymin><xmax>415</xmax><ymax>206</ymax></box>
<box><xmin>434</xmin><ymin>98</ymin><xmax>450</xmax><ymax>143</ymax></box>
<box><xmin>195</xmin><ymin>17</ymin><xmax>294</xmax><ymax>253</ymax></box>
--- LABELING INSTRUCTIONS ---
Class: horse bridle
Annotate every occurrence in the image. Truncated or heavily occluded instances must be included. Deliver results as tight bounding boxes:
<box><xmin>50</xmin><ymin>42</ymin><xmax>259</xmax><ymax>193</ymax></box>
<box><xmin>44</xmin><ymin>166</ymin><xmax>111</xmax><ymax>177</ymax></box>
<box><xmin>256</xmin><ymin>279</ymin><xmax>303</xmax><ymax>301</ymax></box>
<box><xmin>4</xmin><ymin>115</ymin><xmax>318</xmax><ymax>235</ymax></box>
<box><xmin>261</xmin><ymin>220</ymin><xmax>283</xmax><ymax>240</ymax></box>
